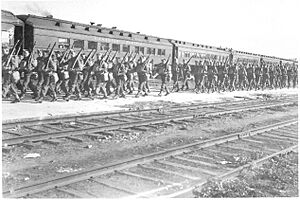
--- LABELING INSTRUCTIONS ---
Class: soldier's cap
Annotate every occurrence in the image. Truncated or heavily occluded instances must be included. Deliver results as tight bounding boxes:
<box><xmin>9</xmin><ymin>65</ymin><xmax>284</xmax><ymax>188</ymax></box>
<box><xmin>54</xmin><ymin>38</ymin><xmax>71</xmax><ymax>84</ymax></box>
<box><xmin>23</xmin><ymin>49</ymin><xmax>29</xmax><ymax>54</ymax></box>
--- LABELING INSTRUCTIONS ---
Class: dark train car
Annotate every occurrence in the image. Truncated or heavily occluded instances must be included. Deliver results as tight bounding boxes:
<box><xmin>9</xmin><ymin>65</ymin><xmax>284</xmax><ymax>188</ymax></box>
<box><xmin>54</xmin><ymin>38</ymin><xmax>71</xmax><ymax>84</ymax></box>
<box><xmin>1</xmin><ymin>10</ymin><xmax>24</xmax><ymax>49</ymax></box>
<box><xmin>16</xmin><ymin>14</ymin><xmax>172</xmax><ymax>64</ymax></box>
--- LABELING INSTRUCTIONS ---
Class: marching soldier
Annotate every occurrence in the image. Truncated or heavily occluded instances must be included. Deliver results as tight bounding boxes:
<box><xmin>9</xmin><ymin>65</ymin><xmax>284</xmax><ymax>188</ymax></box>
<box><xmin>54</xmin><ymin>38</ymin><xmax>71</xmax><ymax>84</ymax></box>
<box><xmin>62</xmin><ymin>50</ymin><xmax>84</xmax><ymax>101</ymax></box>
<box><xmin>236</xmin><ymin>63</ymin><xmax>247</xmax><ymax>90</ymax></box>
<box><xmin>246</xmin><ymin>63</ymin><xmax>255</xmax><ymax>90</ymax></box>
<box><xmin>171</xmin><ymin>58</ymin><xmax>180</xmax><ymax>92</ymax></box>
<box><xmin>135</xmin><ymin>56</ymin><xmax>148</xmax><ymax>97</ymax></box>
<box><xmin>2</xmin><ymin>46</ymin><xmax>21</xmax><ymax>103</ymax></box>
<box><xmin>153</xmin><ymin>57</ymin><xmax>171</xmax><ymax>96</ymax></box>
<box><xmin>216</xmin><ymin>61</ymin><xmax>227</xmax><ymax>92</ymax></box>
<box><xmin>93</xmin><ymin>53</ymin><xmax>109</xmax><ymax>99</ymax></box>
<box><xmin>292</xmin><ymin>64</ymin><xmax>298</xmax><ymax>88</ymax></box>
<box><xmin>227</xmin><ymin>61</ymin><xmax>236</xmax><ymax>92</ymax></box>
<box><xmin>19</xmin><ymin>49</ymin><xmax>38</xmax><ymax>99</ymax></box>
<box><xmin>37</xmin><ymin>53</ymin><xmax>58</xmax><ymax>102</ymax></box>
<box><xmin>181</xmin><ymin>59</ymin><xmax>191</xmax><ymax>90</ymax></box>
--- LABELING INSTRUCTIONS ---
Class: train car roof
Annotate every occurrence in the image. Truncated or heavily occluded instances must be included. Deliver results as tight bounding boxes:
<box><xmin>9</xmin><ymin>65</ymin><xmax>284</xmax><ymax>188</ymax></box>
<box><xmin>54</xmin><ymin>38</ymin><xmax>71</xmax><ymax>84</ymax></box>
<box><xmin>170</xmin><ymin>38</ymin><xmax>295</xmax><ymax>62</ymax></box>
<box><xmin>17</xmin><ymin>14</ymin><xmax>171</xmax><ymax>46</ymax></box>
<box><xmin>1</xmin><ymin>10</ymin><xmax>24</xmax><ymax>27</ymax></box>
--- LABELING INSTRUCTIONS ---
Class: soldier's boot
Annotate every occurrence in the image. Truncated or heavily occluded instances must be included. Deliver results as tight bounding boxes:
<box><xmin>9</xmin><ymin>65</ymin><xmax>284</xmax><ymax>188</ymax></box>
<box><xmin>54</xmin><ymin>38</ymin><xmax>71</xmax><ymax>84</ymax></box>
<box><xmin>75</xmin><ymin>93</ymin><xmax>82</xmax><ymax>101</ymax></box>
<box><xmin>158</xmin><ymin>90</ymin><xmax>162</xmax><ymax>96</ymax></box>
<box><xmin>135</xmin><ymin>91</ymin><xmax>141</xmax><ymax>98</ymax></box>
<box><xmin>19</xmin><ymin>92</ymin><xmax>25</xmax><ymax>100</ymax></box>
<box><xmin>36</xmin><ymin>97</ymin><xmax>43</xmax><ymax>103</ymax></box>
<box><xmin>11</xmin><ymin>98</ymin><xmax>20</xmax><ymax>103</ymax></box>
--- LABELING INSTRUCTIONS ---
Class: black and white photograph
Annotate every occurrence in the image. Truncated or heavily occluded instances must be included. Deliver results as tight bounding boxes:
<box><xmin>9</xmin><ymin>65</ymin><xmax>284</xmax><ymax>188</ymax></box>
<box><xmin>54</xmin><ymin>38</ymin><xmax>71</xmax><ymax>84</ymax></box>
<box><xmin>1</xmin><ymin>0</ymin><xmax>298</xmax><ymax>198</ymax></box>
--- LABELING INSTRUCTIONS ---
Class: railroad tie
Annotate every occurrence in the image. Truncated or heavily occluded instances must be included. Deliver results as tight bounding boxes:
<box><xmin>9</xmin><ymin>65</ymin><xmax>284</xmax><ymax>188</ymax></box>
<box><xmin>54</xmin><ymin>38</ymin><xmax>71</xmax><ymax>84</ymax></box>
<box><xmin>18</xmin><ymin>142</ymin><xmax>35</xmax><ymax>150</ymax></box>
<box><xmin>42</xmin><ymin>139</ymin><xmax>62</xmax><ymax>145</ymax></box>
<box><xmin>129</xmin><ymin>126</ymin><xmax>148</xmax><ymax>132</ymax></box>
<box><xmin>85</xmin><ymin>133</ymin><xmax>106</xmax><ymax>140</ymax></box>
<box><xmin>90</xmin><ymin>178</ymin><xmax>137</xmax><ymax>195</ymax></box>
<box><xmin>56</xmin><ymin>187</ymin><xmax>98</xmax><ymax>198</ymax></box>
<box><xmin>115</xmin><ymin>170</ymin><xmax>175</xmax><ymax>185</ymax></box>
<box><xmin>65</xmin><ymin>136</ymin><xmax>83</xmax><ymax>143</ymax></box>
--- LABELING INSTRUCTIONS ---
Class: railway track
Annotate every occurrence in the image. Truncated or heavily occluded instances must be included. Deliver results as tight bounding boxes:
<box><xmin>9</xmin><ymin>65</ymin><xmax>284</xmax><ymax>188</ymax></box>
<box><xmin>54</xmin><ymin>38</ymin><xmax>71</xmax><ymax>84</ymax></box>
<box><xmin>3</xmin><ymin>118</ymin><xmax>298</xmax><ymax>198</ymax></box>
<box><xmin>2</xmin><ymin>96</ymin><xmax>297</xmax><ymax>147</ymax></box>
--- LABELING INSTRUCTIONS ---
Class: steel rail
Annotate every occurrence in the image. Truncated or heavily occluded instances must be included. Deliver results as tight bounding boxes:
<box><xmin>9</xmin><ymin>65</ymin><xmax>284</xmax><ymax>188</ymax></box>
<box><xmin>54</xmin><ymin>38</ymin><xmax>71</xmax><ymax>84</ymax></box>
<box><xmin>2</xmin><ymin>101</ymin><xmax>296</xmax><ymax>146</ymax></box>
<box><xmin>2</xmin><ymin>96</ymin><xmax>295</xmax><ymax>129</ymax></box>
<box><xmin>3</xmin><ymin>118</ymin><xmax>297</xmax><ymax>198</ymax></box>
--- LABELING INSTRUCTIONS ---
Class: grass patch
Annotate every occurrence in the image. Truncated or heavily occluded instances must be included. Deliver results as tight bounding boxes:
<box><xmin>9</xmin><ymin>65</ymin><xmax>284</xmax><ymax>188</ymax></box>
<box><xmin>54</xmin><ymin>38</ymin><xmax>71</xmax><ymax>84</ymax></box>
<box><xmin>193</xmin><ymin>152</ymin><xmax>298</xmax><ymax>197</ymax></box>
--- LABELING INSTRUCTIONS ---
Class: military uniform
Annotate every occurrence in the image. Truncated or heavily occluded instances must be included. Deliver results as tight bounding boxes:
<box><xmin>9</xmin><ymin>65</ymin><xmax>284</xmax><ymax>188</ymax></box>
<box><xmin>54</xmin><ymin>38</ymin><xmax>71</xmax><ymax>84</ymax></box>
<box><xmin>94</xmin><ymin>59</ymin><xmax>109</xmax><ymax>98</ymax></box>
<box><xmin>135</xmin><ymin>58</ymin><xmax>148</xmax><ymax>97</ymax></box>
<box><xmin>181</xmin><ymin>61</ymin><xmax>191</xmax><ymax>90</ymax></box>
<box><xmin>63</xmin><ymin>53</ymin><xmax>84</xmax><ymax>100</ymax></box>
<box><xmin>19</xmin><ymin>51</ymin><xmax>38</xmax><ymax>99</ymax></box>
<box><xmin>2</xmin><ymin>52</ymin><xmax>21</xmax><ymax>103</ymax></box>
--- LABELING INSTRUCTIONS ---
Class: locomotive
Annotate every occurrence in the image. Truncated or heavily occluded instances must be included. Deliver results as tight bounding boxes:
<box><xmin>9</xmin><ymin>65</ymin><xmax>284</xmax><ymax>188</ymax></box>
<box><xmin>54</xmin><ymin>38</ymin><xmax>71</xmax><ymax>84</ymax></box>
<box><xmin>1</xmin><ymin>9</ymin><xmax>296</xmax><ymax>68</ymax></box>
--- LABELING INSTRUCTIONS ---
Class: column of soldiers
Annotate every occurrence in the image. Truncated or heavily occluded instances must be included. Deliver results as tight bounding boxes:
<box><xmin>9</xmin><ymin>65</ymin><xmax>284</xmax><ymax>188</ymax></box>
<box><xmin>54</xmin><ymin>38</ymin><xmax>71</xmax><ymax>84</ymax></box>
<box><xmin>171</xmin><ymin>56</ymin><xmax>298</xmax><ymax>94</ymax></box>
<box><xmin>2</xmin><ymin>43</ymin><xmax>156</xmax><ymax>103</ymax></box>
<box><xmin>2</xmin><ymin>44</ymin><xmax>298</xmax><ymax>104</ymax></box>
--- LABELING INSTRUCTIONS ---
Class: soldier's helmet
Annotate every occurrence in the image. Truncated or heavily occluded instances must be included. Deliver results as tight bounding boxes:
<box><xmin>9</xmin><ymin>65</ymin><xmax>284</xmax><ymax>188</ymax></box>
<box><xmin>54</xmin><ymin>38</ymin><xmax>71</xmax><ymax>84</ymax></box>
<box><xmin>2</xmin><ymin>46</ymin><xmax>9</xmax><ymax>54</ymax></box>
<box><xmin>174</xmin><ymin>57</ymin><xmax>178</xmax><ymax>64</ymax></box>
<box><xmin>96</xmin><ymin>53</ymin><xmax>102</xmax><ymax>60</ymax></box>
<box><xmin>70</xmin><ymin>49</ymin><xmax>76</xmax><ymax>56</ymax></box>
<box><xmin>43</xmin><ymin>50</ymin><xmax>49</xmax><ymax>57</ymax></box>
<box><xmin>23</xmin><ymin>49</ymin><xmax>30</xmax><ymax>57</ymax></box>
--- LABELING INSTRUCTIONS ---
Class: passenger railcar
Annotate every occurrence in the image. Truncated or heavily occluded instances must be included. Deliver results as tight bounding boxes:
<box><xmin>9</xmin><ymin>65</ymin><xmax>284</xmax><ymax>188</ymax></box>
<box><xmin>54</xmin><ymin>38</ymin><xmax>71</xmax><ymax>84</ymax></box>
<box><xmin>15</xmin><ymin>14</ymin><xmax>172</xmax><ymax>63</ymax></box>
<box><xmin>1</xmin><ymin>10</ymin><xmax>24</xmax><ymax>48</ymax></box>
<box><xmin>1</xmin><ymin>10</ymin><xmax>297</xmax><ymax>66</ymax></box>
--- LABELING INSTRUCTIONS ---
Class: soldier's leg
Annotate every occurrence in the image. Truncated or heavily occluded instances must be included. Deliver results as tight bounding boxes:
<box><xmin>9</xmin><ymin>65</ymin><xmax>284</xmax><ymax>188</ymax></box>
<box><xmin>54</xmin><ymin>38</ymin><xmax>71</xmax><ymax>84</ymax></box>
<box><xmin>20</xmin><ymin>72</ymin><xmax>32</xmax><ymax>98</ymax></box>
<box><xmin>100</xmin><ymin>82</ymin><xmax>108</xmax><ymax>98</ymax></box>
<box><xmin>49</xmin><ymin>75</ymin><xmax>57</xmax><ymax>101</ymax></box>
<box><xmin>35</xmin><ymin>72</ymin><xmax>44</xmax><ymax>99</ymax></box>
<box><xmin>2</xmin><ymin>72</ymin><xmax>10</xmax><ymax>98</ymax></box>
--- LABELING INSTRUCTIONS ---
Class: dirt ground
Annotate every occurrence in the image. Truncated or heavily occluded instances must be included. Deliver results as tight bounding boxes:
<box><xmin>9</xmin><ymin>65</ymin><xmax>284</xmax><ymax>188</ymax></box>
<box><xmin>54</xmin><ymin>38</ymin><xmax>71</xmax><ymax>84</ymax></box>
<box><xmin>2</xmin><ymin>90</ymin><xmax>298</xmax><ymax>194</ymax></box>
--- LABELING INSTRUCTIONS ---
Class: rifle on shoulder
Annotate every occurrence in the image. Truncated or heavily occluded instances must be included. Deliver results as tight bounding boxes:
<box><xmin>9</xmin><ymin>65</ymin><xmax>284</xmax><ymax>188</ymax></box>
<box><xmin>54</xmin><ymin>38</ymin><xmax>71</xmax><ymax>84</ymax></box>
<box><xmin>26</xmin><ymin>41</ymin><xmax>37</xmax><ymax>71</ymax></box>
<box><xmin>83</xmin><ymin>49</ymin><xmax>96</xmax><ymax>66</ymax></box>
<box><xmin>120</xmin><ymin>51</ymin><xmax>129</xmax><ymax>64</ymax></box>
<box><xmin>45</xmin><ymin>42</ymin><xmax>57</xmax><ymax>70</ymax></box>
<box><xmin>4</xmin><ymin>39</ymin><xmax>20</xmax><ymax>68</ymax></box>
<box><xmin>70</xmin><ymin>48</ymin><xmax>83</xmax><ymax>70</ymax></box>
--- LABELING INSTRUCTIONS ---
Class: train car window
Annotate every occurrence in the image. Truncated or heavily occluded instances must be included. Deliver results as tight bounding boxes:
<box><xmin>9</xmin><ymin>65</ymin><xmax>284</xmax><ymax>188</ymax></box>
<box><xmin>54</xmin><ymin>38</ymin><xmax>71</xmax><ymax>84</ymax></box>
<box><xmin>157</xmin><ymin>49</ymin><xmax>162</xmax><ymax>55</ymax></box>
<box><xmin>98</xmin><ymin>29</ymin><xmax>102</xmax><ymax>33</ymax></box>
<box><xmin>58</xmin><ymin>38</ymin><xmax>70</xmax><ymax>49</ymax></box>
<box><xmin>128</xmin><ymin>33</ymin><xmax>132</xmax><ymax>37</ymax></box>
<box><xmin>55</xmin><ymin>22</ymin><xmax>60</xmax><ymax>26</ymax></box>
<box><xmin>119</xmin><ymin>32</ymin><xmax>124</xmax><ymax>36</ymax></box>
<box><xmin>151</xmin><ymin>48</ymin><xmax>155</xmax><ymax>55</ymax></box>
<box><xmin>147</xmin><ymin>47</ymin><xmax>151</xmax><ymax>54</ymax></box>
<box><xmin>100</xmin><ymin>42</ymin><xmax>109</xmax><ymax>50</ymax></box>
<box><xmin>71</xmin><ymin>24</ymin><xmax>75</xmax><ymax>29</ymax></box>
<box><xmin>112</xmin><ymin>44</ymin><xmax>120</xmax><ymax>52</ymax></box>
<box><xmin>109</xmin><ymin>31</ymin><xmax>113</xmax><ymax>34</ymax></box>
<box><xmin>88</xmin><ymin>41</ymin><xmax>97</xmax><ymax>49</ymax></box>
<box><xmin>122</xmin><ymin>45</ymin><xmax>130</xmax><ymax>52</ymax></box>
<box><xmin>135</xmin><ymin>46</ymin><xmax>139</xmax><ymax>53</ymax></box>
<box><xmin>73</xmin><ymin>39</ymin><xmax>84</xmax><ymax>48</ymax></box>
<box><xmin>162</xmin><ymin>49</ymin><xmax>166</xmax><ymax>56</ymax></box>
<box><xmin>139</xmin><ymin>47</ymin><xmax>144</xmax><ymax>54</ymax></box>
